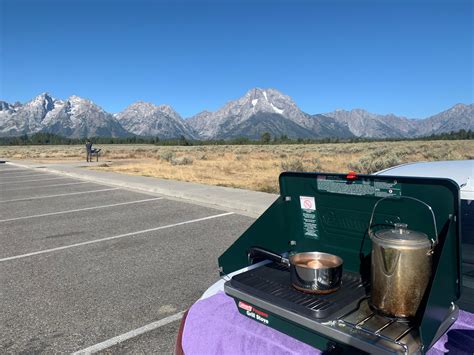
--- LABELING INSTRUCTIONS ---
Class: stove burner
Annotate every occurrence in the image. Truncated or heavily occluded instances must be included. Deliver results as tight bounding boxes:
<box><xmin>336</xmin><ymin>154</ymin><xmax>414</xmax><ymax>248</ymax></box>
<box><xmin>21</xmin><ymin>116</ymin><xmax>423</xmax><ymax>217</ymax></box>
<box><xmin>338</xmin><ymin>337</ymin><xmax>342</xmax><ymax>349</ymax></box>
<box><xmin>229</xmin><ymin>263</ymin><xmax>368</xmax><ymax>319</ymax></box>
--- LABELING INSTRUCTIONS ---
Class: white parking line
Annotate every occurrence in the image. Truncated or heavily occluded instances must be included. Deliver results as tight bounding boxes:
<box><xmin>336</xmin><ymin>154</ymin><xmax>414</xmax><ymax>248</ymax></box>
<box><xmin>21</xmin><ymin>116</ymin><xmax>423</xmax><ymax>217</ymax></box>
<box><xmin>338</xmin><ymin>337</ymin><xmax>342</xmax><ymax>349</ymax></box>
<box><xmin>0</xmin><ymin>176</ymin><xmax>69</xmax><ymax>185</ymax></box>
<box><xmin>0</xmin><ymin>212</ymin><xmax>234</xmax><ymax>262</ymax></box>
<box><xmin>0</xmin><ymin>169</ymin><xmax>27</xmax><ymax>174</ymax></box>
<box><xmin>0</xmin><ymin>173</ymin><xmax>54</xmax><ymax>180</ymax></box>
<box><xmin>0</xmin><ymin>187</ymin><xmax>120</xmax><ymax>203</ymax></box>
<box><xmin>0</xmin><ymin>171</ymin><xmax>42</xmax><ymax>177</ymax></box>
<box><xmin>72</xmin><ymin>311</ymin><xmax>186</xmax><ymax>354</ymax></box>
<box><xmin>0</xmin><ymin>197</ymin><xmax>163</xmax><ymax>223</ymax></box>
<box><xmin>5</xmin><ymin>181</ymin><xmax>89</xmax><ymax>191</ymax></box>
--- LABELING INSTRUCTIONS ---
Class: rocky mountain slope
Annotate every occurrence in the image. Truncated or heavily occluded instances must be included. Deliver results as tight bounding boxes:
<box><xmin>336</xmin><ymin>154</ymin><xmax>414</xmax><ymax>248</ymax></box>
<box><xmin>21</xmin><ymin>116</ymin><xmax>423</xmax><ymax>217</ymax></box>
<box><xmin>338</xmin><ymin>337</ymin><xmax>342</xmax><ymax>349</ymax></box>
<box><xmin>0</xmin><ymin>90</ymin><xmax>472</xmax><ymax>139</ymax></box>
<box><xmin>187</xmin><ymin>88</ymin><xmax>353</xmax><ymax>139</ymax></box>
<box><xmin>323</xmin><ymin>109</ymin><xmax>419</xmax><ymax>138</ymax></box>
<box><xmin>115</xmin><ymin>101</ymin><xmax>194</xmax><ymax>139</ymax></box>
<box><xmin>416</xmin><ymin>104</ymin><xmax>474</xmax><ymax>136</ymax></box>
<box><xmin>324</xmin><ymin>105</ymin><xmax>474</xmax><ymax>138</ymax></box>
<box><xmin>0</xmin><ymin>93</ymin><xmax>129</xmax><ymax>138</ymax></box>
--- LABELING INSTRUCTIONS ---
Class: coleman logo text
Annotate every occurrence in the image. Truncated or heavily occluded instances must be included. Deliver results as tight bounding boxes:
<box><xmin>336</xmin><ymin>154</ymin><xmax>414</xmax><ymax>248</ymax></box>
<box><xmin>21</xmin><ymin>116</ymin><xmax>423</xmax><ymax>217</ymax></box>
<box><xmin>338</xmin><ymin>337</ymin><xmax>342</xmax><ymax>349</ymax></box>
<box><xmin>238</xmin><ymin>301</ymin><xmax>269</xmax><ymax>325</ymax></box>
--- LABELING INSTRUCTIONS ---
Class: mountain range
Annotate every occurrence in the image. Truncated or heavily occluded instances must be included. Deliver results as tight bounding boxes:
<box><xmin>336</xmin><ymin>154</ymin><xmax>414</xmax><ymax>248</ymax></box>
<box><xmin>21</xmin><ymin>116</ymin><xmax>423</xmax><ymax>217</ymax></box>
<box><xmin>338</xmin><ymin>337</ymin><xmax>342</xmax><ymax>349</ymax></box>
<box><xmin>0</xmin><ymin>88</ymin><xmax>472</xmax><ymax>140</ymax></box>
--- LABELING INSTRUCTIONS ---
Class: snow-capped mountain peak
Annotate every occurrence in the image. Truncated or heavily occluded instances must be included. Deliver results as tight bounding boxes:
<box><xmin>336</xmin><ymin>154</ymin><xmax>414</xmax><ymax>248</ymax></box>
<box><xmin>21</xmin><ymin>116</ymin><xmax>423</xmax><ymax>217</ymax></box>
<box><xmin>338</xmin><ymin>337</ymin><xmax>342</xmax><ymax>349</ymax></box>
<box><xmin>115</xmin><ymin>101</ymin><xmax>193</xmax><ymax>139</ymax></box>
<box><xmin>187</xmin><ymin>87</ymin><xmax>312</xmax><ymax>139</ymax></box>
<box><xmin>26</xmin><ymin>92</ymin><xmax>55</xmax><ymax>112</ymax></box>
<box><xmin>156</xmin><ymin>104</ymin><xmax>182</xmax><ymax>121</ymax></box>
<box><xmin>245</xmin><ymin>88</ymin><xmax>286</xmax><ymax>114</ymax></box>
<box><xmin>0</xmin><ymin>94</ymin><xmax>129</xmax><ymax>138</ymax></box>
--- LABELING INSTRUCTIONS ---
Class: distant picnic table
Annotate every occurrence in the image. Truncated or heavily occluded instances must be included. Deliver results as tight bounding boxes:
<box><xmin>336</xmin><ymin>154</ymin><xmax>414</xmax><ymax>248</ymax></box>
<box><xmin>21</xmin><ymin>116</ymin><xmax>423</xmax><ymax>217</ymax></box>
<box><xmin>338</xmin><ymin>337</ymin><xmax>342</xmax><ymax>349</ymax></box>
<box><xmin>90</xmin><ymin>148</ymin><xmax>101</xmax><ymax>162</ymax></box>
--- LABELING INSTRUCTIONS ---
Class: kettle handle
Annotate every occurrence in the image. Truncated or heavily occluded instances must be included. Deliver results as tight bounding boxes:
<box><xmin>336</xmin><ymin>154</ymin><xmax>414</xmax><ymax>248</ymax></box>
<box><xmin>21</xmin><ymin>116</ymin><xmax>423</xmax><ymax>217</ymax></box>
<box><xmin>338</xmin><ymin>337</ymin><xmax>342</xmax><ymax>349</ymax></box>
<box><xmin>368</xmin><ymin>196</ymin><xmax>438</xmax><ymax>247</ymax></box>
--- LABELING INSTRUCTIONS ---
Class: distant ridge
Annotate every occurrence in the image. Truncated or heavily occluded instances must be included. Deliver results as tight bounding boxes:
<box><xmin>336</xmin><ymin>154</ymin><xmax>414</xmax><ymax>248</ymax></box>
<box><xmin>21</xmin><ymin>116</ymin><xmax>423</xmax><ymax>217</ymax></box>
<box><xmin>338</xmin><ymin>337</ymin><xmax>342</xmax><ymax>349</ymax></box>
<box><xmin>115</xmin><ymin>101</ymin><xmax>195</xmax><ymax>139</ymax></box>
<box><xmin>187</xmin><ymin>88</ymin><xmax>353</xmax><ymax>139</ymax></box>
<box><xmin>0</xmin><ymin>89</ymin><xmax>472</xmax><ymax>139</ymax></box>
<box><xmin>0</xmin><ymin>93</ymin><xmax>129</xmax><ymax>138</ymax></box>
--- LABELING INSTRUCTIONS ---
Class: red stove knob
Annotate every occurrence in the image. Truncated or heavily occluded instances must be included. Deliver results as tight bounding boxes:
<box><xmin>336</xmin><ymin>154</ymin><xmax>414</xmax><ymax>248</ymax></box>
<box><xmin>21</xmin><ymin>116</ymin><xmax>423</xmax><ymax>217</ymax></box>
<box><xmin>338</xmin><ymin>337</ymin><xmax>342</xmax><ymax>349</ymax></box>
<box><xmin>346</xmin><ymin>171</ymin><xmax>358</xmax><ymax>180</ymax></box>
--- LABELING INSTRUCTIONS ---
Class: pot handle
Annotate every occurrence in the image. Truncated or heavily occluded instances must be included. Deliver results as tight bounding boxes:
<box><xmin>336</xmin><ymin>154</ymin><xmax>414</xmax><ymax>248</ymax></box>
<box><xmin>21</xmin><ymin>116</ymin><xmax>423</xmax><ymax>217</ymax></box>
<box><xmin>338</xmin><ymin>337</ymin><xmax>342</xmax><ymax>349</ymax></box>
<box><xmin>368</xmin><ymin>196</ymin><xmax>438</xmax><ymax>247</ymax></box>
<box><xmin>248</xmin><ymin>247</ymin><xmax>291</xmax><ymax>267</ymax></box>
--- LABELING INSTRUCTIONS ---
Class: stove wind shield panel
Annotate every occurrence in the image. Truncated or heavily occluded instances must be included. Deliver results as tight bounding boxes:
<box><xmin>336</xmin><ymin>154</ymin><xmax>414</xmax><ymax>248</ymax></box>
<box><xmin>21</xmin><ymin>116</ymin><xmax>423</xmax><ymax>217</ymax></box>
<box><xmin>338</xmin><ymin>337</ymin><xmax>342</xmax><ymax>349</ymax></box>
<box><xmin>219</xmin><ymin>172</ymin><xmax>461</xmax><ymax>353</ymax></box>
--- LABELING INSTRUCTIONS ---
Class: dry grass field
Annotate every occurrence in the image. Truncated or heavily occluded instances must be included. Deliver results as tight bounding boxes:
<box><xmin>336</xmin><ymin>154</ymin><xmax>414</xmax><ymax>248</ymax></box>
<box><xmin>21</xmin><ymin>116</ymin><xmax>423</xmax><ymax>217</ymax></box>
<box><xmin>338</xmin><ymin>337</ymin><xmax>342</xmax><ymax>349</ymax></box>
<box><xmin>1</xmin><ymin>140</ymin><xmax>473</xmax><ymax>192</ymax></box>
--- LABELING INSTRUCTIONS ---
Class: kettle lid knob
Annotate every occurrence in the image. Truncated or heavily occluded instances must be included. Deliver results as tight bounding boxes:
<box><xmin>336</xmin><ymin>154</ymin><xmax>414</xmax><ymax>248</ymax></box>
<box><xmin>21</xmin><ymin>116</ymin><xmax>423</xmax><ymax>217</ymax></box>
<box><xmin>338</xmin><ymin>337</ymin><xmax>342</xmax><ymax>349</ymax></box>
<box><xmin>394</xmin><ymin>223</ymin><xmax>408</xmax><ymax>234</ymax></box>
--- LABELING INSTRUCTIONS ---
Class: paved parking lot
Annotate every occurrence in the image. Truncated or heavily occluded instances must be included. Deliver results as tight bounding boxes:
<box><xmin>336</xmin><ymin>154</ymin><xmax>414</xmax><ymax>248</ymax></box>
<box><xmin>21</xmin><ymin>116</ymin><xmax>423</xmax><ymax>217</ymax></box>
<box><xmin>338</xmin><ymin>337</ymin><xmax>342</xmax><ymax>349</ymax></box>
<box><xmin>0</xmin><ymin>163</ymin><xmax>255</xmax><ymax>353</ymax></box>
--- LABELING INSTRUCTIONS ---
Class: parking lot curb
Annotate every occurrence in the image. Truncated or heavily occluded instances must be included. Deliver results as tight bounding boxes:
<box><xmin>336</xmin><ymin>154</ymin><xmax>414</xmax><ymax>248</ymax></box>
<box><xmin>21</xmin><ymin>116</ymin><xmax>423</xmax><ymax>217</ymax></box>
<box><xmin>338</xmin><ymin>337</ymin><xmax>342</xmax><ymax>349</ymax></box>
<box><xmin>6</xmin><ymin>161</ymin><xmax>277</xmax><ymax>218</ymax></box>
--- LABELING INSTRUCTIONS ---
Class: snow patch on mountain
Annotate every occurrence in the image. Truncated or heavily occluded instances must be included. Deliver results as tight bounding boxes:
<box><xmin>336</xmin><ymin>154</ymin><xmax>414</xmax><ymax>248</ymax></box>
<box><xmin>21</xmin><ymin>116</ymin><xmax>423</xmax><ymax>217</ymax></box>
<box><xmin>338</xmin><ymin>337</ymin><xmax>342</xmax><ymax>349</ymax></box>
<box><xmin>271</xmin><ymin>103</ymin><xmax>284</xmax><ymax>114</ymax></box>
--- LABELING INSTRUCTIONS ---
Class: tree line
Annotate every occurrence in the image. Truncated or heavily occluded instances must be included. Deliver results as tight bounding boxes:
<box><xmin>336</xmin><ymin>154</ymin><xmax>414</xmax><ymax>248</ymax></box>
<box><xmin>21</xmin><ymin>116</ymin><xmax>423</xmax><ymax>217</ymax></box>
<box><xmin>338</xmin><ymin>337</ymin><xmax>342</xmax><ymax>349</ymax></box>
<box><xmin>0</xmin><ymin>129</ymin><xmax>472</xmax><ymax>146</ymax></box>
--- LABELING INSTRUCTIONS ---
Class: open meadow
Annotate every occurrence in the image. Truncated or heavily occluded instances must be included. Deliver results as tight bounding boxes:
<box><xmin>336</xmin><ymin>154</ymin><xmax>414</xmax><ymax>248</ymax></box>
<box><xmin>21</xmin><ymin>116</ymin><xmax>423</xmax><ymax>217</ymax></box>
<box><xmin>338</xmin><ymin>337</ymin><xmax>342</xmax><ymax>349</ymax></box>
<box><xmin>1</xmin><ymin>140</ymin><xmax>473</xmax><ymax>193</ymax></box>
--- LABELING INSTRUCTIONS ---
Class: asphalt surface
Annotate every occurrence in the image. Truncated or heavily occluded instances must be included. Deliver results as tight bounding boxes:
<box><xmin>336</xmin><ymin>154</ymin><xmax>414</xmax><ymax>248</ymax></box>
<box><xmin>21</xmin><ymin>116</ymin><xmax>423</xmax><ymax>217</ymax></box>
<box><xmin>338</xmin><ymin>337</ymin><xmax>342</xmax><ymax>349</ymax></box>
<box><xmin>0</xmin><ymin>163</ymin><xmax>255</xmax><ymax>353</ymax></box>
<box><xmin>9</xmin><ymin>160</ymin><xmax>278</xmax><ymax>218</ymax></box>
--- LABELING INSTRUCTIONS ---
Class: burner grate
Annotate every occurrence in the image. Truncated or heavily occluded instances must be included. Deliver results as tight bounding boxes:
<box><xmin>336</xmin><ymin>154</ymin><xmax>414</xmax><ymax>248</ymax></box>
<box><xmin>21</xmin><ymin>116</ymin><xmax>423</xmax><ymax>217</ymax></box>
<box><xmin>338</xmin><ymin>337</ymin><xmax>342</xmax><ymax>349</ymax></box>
<box><xmin>337</xmin><ymin>298</ymin><xmax>418</xmax><ymax>354</ymax></box>
<box><xmin>230</xmin><ymin>263</ymin><xmax>368</xmax><ymax>319</ymax></box>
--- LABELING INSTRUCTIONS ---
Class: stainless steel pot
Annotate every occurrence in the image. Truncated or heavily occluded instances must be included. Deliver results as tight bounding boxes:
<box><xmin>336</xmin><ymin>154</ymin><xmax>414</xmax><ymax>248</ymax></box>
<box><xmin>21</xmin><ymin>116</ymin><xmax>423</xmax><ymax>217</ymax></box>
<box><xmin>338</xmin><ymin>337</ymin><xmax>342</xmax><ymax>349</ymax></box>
<box><xmin>368</xmin><ymin>196</ymin><xmax>438</xmax><ymax>318</ymax></box>
<box><xmin>248</xmin><ymin>247</ymin><xmax>343</xmax><ymax>294</ymax></box>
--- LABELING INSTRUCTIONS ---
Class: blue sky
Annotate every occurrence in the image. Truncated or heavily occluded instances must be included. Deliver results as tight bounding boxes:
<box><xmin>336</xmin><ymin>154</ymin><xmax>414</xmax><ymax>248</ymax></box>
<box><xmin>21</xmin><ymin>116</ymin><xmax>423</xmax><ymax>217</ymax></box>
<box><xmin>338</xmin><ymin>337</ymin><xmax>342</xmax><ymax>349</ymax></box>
<box><xmin>1</xmin><ymin>0</ymin><xmax>472</xmax><ymax>118</ymax></box>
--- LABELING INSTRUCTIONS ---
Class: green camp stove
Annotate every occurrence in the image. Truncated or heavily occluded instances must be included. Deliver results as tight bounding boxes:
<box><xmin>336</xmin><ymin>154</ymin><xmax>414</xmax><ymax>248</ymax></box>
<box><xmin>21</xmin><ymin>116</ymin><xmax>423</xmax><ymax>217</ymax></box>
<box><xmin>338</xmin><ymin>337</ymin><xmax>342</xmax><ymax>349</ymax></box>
<box><xmin>220</xmin><ymin>172</ymin><xmax>461</xmax><ymax>354</ymax></box>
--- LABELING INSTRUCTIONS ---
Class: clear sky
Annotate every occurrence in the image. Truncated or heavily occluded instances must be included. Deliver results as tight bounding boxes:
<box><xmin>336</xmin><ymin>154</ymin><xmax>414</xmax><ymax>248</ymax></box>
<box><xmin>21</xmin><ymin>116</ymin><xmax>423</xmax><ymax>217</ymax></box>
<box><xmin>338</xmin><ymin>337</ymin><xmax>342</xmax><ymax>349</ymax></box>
<box><xmin>1</xmin><ymin>0</ymin><xmax>472</xmax><ymax>118</ymax></box>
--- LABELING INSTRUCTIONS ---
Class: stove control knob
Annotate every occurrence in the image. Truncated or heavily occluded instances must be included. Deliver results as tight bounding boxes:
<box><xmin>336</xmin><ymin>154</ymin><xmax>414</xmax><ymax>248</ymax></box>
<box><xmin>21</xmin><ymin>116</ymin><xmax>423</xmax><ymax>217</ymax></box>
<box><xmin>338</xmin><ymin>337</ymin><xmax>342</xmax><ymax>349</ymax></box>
<box><xmin>325</xmin><ymin>342</ymin><xmax>342</xmax><ymax>354</ymax></box>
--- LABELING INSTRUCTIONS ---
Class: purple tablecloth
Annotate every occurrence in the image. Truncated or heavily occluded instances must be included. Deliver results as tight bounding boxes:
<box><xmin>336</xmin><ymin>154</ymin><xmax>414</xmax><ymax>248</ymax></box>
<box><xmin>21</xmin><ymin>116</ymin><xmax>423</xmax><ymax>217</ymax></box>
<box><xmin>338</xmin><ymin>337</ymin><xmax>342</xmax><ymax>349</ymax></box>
<box><xmin>426</xmin><ymin>309</ymin><xmax>474</xmax><ymax>355</ymax></box>
<box><xmin>182</xmin><ymin>292</ymin><xmax>474</xmax><ymax>354</ymax></box>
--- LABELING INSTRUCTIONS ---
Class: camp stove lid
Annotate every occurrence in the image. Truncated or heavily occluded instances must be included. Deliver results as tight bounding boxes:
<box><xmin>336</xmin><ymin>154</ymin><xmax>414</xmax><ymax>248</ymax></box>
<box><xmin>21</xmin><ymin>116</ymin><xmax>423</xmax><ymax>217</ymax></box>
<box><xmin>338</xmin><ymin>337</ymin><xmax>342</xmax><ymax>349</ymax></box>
<box><xmin>219</xmin><ymin>172</ymin><xmax>461</xmax><ymax>349</ymax></box>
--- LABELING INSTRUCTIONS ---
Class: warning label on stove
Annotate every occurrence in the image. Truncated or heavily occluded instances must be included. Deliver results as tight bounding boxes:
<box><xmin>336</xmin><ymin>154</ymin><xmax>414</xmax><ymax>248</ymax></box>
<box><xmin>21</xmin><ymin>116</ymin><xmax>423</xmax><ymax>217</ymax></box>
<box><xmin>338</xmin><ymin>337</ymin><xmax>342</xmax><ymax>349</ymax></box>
<box><xmin>316</xmin><ymin>177</ymin><xmax>401</xmax><ymax>197</ymax></box>
<box><xmin>300</xmin><ymin>196</ymin><xmax>319</xmax><ymax>239</ymax></box>
<box><xmin>374</xmin><ymin>180</ymin><xmax>402</xmax><ymax>197</ymax></box>
<box><xmin>300</xmin><ymin>196</ymin><xmax>316</xmax><ymax>210</ymax></box>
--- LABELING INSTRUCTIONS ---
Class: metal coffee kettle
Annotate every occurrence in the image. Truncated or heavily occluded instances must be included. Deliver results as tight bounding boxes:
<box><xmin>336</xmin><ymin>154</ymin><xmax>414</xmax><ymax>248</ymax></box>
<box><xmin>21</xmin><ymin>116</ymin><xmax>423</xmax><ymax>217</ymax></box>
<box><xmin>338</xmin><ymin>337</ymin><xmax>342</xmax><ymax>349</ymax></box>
<box><xmin>368</xmin><ymin>196</ymin><xmax>438</xmax><ymax>318</ymax></box>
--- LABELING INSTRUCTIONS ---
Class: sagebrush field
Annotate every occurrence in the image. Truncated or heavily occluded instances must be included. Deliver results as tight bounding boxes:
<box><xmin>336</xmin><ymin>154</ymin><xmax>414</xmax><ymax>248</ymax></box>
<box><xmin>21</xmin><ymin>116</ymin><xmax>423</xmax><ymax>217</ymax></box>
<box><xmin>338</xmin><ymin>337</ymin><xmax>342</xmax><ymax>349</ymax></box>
<box><xmin>1</xmin><ymin>140</ymin><xmax>473</xmax><ymax>192</ymax></box>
